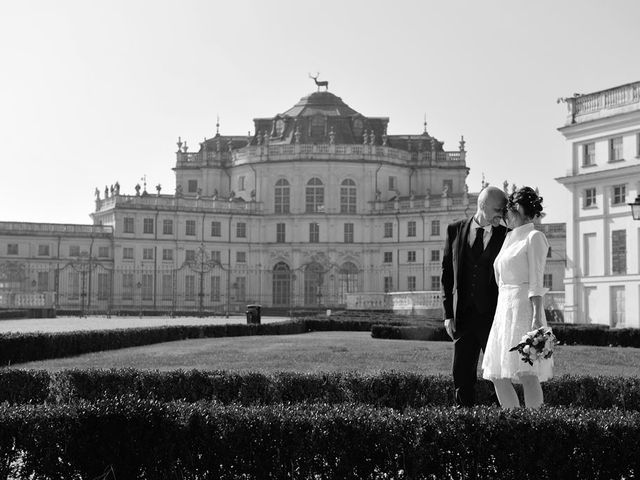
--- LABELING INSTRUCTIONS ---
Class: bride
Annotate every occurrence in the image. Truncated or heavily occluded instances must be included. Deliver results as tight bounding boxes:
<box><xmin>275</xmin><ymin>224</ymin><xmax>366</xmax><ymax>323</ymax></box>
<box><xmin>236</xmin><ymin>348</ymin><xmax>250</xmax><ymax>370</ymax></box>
<box><xmin>481</xmin><ymin>186</ymin><xmax>552</xmax><ymax>409</ymax></box>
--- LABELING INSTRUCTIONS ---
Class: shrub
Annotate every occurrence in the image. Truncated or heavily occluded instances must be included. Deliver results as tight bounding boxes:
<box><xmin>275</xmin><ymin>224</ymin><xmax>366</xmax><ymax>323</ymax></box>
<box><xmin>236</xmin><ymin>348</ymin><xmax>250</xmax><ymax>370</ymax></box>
<box><xmin>0</xmin><ymin>369</ymin><xmax>49</xmax><ymax>404</ymax></box>
<box><xmin>0</xmin><ymin>398</ymin><xmax>639</xmax><ymax>479</ymax></box>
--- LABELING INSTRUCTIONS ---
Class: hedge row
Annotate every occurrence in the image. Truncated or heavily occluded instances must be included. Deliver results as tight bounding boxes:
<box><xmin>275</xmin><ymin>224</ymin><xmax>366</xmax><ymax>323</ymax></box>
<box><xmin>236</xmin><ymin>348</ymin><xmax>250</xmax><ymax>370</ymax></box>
<box><xmin>371</xmin><ymin>323</ymin><xmax>640</xmax><ymax>347</ymax></box>
<box><xmin>3</xmin><ymin>369</ymin><xmax>640</xmax><ymax>411</ymax></box>
<box><xmin>0</xmin><ymin>398</ymin><xmax>638</xmax><ymax>480</ymax></box>
<box><xmin>0</xmin><ymin>320</ymin><xmax>307</xmax><ymax>366</ymax></box>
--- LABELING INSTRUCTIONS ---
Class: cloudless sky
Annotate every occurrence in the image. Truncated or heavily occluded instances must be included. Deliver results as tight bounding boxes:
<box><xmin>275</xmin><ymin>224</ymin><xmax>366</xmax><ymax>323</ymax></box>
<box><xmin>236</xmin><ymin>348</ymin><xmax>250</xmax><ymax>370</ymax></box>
<box><xmin>1</xmin><ymin>0</ymin><xmax>639</xmax><ymax>224</ymax></box>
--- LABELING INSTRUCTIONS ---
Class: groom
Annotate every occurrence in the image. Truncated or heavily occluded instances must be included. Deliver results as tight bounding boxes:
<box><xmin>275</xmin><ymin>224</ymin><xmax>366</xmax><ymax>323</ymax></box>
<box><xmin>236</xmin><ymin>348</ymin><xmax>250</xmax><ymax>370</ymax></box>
<box><xmin>441</xmin><ymin>186</ymin><xmax>508</xmax><ymax>407</ymax></box>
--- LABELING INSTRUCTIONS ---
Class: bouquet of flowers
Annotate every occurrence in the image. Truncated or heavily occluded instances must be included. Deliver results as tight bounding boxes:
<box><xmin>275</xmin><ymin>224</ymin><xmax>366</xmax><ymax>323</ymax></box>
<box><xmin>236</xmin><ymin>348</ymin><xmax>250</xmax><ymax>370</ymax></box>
<box><xmin>509</xmin><ymin>326</ymin><xmax>557</xmax><ymax>366</ymax></box>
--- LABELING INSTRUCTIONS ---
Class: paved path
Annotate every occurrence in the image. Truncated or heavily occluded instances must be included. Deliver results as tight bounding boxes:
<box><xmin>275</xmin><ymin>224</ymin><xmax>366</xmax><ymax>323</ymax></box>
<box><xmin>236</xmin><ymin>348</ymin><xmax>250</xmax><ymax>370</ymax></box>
<box><xmin>0</xmin><ymin>315</ymin><xmax>292</xmax><ymax>333</ymax></box>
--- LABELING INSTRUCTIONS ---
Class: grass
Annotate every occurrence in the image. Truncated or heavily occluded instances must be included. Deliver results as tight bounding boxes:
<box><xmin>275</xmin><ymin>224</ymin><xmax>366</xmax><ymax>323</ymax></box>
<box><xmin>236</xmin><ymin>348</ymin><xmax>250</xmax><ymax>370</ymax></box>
<box><xmin>14</xmin><ymin>331</ymin><xmax>640</xmax><ymax>377</ymax></box>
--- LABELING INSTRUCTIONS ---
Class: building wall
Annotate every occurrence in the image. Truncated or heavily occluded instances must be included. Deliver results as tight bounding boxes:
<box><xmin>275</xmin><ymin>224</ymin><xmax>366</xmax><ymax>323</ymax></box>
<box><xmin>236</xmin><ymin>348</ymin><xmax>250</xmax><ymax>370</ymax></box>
<box><xmin>557</xmin><ymin>81</ymin><xmax>640</xmax><ymax>327</ymax></box>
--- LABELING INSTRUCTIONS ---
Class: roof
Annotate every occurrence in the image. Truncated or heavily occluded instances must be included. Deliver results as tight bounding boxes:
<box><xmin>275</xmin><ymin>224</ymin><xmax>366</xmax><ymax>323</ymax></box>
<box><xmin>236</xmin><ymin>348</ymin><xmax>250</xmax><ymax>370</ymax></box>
<box><xmin>280</xmin><ymin>91</ymin><xmax>360</xmax><ymax>118</ymax></box>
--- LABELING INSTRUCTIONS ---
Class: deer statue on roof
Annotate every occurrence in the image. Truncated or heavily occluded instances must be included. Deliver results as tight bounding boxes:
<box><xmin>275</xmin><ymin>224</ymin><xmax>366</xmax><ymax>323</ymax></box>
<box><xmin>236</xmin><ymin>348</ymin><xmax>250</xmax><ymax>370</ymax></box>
<box><xmin>309</xmin><ymin>73</ymin><xmax>329</xmax><ymax>92</ymax></box>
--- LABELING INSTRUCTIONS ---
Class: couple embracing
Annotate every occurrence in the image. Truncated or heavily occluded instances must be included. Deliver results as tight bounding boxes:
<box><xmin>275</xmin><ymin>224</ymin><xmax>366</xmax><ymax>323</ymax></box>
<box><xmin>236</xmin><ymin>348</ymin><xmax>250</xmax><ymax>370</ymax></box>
<box><xmin>441</xmin><ymin>185</ymin><xmax>552</xmax><ymax>409</ymax></box>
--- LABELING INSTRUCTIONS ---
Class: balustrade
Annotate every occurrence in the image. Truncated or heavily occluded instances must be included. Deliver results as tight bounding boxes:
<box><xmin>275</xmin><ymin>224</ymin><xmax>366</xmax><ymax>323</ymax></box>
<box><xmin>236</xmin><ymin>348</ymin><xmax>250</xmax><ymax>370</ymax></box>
<box><xmin>572</xmin><ymin>81</ymin><xmax>640</xmax><ymax>119</ymax></box>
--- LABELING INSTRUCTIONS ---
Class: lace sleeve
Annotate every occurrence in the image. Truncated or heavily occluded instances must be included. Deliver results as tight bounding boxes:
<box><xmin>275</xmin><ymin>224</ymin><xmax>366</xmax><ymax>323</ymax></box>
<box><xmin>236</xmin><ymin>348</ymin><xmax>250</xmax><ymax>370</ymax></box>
<box><xmin>527</xmin><ymin>230</ymin><xmax>550</xmax><ymax>298</ymax></box>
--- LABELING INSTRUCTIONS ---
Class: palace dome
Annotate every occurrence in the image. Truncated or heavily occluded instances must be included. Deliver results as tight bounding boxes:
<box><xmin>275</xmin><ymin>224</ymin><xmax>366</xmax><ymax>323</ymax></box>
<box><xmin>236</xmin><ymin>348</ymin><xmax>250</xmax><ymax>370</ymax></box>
<box><xmin>280</xmin><ymin>91</ymin><xmax>360</xmax><ymax>118</ymax></box>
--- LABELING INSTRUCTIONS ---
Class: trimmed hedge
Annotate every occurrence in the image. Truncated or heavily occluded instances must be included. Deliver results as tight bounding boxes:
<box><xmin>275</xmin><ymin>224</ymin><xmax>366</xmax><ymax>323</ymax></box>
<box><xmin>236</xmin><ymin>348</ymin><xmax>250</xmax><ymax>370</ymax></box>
<box><xmin>0</xmin><ymin>398</ymin><xmax>638</xmax><ymax>479</ymax></box>
<box><xmin>372</xmin><ymin>323</ymin><xmax>640</xmax><ymax>347</ymax></box>
<box><xmin>0</xmin><ymin>320</ymin><xmax>307</xmax><ymax>366</ymax></box>
<box><xmin>4</xmin><ymin>369</ymin><xmax>640</xmax><ymax>411</ymax></box>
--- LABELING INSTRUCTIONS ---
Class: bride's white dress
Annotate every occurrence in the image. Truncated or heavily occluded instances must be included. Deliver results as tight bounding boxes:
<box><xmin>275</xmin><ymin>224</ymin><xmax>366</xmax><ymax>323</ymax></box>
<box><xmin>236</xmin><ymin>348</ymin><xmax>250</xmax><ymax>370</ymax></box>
<box><xmin>482</xmin><ymin>222</ymin><xmax>553</xmax><ymax>383</ymax></box>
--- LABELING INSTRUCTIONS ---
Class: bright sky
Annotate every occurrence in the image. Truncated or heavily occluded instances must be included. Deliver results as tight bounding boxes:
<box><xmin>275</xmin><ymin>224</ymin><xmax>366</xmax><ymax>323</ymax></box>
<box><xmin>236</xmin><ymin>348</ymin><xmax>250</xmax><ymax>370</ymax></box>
<box><xmin>1</xmin><ymin>0</ymin><xmax>639</xmax><ymax>225</ymax></box>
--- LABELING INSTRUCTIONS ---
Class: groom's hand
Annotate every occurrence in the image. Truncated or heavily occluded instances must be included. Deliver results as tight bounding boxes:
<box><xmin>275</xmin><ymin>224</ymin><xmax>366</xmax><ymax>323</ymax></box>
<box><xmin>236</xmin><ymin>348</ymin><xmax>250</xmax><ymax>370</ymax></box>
<box><xmin>444</xmin><ymin>319</ymin><xmax>455</xmax><ymax>340</ymax></box>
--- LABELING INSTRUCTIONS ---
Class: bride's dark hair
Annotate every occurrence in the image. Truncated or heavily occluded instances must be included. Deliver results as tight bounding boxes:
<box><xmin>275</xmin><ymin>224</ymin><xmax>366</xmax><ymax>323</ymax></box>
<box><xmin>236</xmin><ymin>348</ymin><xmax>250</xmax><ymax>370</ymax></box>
<box><xmin>508</xmin><ymin>186</ymin><xmax>544</xmax><ymax>218</ymax></box>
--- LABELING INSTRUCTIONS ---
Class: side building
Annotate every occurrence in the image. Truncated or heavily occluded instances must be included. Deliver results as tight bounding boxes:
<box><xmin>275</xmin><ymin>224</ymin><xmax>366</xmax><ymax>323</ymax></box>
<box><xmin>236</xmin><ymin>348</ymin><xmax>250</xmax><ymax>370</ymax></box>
<box><xmin>557</xmin><ymin>80</ymin><xmax>640</xmax><ymax>327</ymax></box>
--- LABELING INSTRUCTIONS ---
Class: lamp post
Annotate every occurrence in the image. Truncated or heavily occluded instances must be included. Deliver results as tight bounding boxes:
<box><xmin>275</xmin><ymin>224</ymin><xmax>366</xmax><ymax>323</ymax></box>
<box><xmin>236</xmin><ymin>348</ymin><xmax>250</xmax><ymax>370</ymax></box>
<box><xmin>628</xmin><ymin>195</ymin><xmax>640</xmax><ymax>220</ymax></box>
<box><xmin>136</xmin><ymin>281</ymin><xmax>142</xmax><ymax>318</ymax></box>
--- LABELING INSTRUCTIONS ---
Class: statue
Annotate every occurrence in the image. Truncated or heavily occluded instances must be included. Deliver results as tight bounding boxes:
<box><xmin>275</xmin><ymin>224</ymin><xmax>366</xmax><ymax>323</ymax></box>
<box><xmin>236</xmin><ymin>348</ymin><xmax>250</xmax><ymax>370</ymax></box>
<box><xmin>329</xmin><ymin>127</ymin><xmax>335</xmax><ymax>145</ymax></box>
<box><xmin>110</xmin><ymin>184</ymin><xmax>114</xmax><ymax>196</ymax></box>
<box><xmin>459</xmin><ymin>135</ymin><xmax>466</xmax><ymax>152</ymax></box>
<box><xmin>134</xmin><ymin>184</ymin><xmax>141</xmax><ymax>196</ymax></box>
<box><xmin>114</xmin><ymin>181</ymin><xmax>120</xmax><ymax>195</ymax></box>
<box><xmin>294</xmin><ymin>126</ymin><xmax>301</xmax><ymax>144</ymax></box>
<box><xmin>257</xmin><ymin>131</ymin><xmax>263</xmax><ymax>145</ymax></box>
<box><xmin>369</xmin><ymin>131</ymin><xmax>375</xmax><ymax>145</ymax></box>
<box><xmin>196</xmin><ymin>187</ymin><xmax>202</xmax><ymax>198</ymax></box>
<box><xmin>363</xmin><ymin>131</ymin><xmax>368</xmax><ymax>145</ymax></box>
<box><xmin>104</xmin><ymin>186</ymin><xmax>109</xmax><ymax>198</ymax></box>
<box><xmin>308</xmin><ymin>72</ymin><xmax>329</xmax><ymax>92</ymax></box>
<box><xmin>442</xmin><ymin>184</ymin><xmax>449</xmax><ymax>198</ymax></box>
<box><xmin>156</xmin><ymin>184</ymin><xmax>162</xmax><ymax>195</ymax></box>
<box><xmin>175</xmin><ymin>184</ymin><xmax>183</xmax><ymax>197</ymax></box>
<box><xmin>212</xmin><ymin>188</ymin><xmax>218</xmax><ymax>200</ymax></box>
<box><xmin>503</xmin><ymin>180</ymin><xmax>509</xmax><ymax>193</ymax></box>
<box><xmin>250</xmin><ymin>189</ymin><xmax>256</xmax><ymax>200</ymax></box>
<box><xmin>94</xmin><ymin>188</ymin><xmax>100</xmax><ymax>201</ymax></box>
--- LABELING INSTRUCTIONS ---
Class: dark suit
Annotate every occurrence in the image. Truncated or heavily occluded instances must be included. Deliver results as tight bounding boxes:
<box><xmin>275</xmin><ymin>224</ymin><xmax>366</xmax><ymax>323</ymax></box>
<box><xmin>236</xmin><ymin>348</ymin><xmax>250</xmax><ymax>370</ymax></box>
<box><xmin>441</xmin><ymin>218</ymin><xmax>507</xmax><ymax>406</ymax></box>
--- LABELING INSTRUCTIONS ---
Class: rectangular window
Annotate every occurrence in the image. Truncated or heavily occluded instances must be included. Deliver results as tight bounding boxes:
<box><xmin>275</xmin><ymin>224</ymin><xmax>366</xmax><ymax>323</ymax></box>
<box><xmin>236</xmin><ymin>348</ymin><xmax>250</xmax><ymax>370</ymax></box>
<box><xmin>69</xmin><ymin>245</ymin><xmax>80</xmax><ymax>257</ymax></box>
<box><xmin>98</xmin><ymin>246</ymin><xmax>109</xmax><ymax>258</ymax></box>
<box><xmin>431</xmin><ymin>250</ymin><xmax>440</xmax><ymax>262</ymax></box>
<box><xmin>187</xmin><ymin>180</ymin><xmax>198</xmax><ymax>193</ymax></box>
<box><xmin>431</xmin><ymin>220</ymin><xmax>440</xmax><ymax>236</ymax></box>
<box><xmin>186</xmin><ymin>220</ymin><xmax>196</xmax><ymax>236</ymax></box>
<box><xmin>123</xmin><ymin>217</ymin><xmax>134</xmax><ymax>233</ymax></box>
<box><xmin>407</xmin><ymin>251</ymin><xmax>416</xmax><ymax>262</ymax></box>
<box><xmin>276</xmin><ymin>223</ymin><xmax>286</xmax><ymax>243</ymax></box>
<box><xmin>612</xmin><ymin>184</ymin><xmax>626</xmax><ymax>205</ymax></box>
<box><xmin>185</xmin><ymin>249</ymin><xmax>195</xmax><ymax>262</ymax></box>
<box><xmin>388</xmin><ymin>176</ymin><xmax>397</xmax><ymax>191</ymax></box>
<box><xmin>583</xmin><ymin>233</ymin><xmax>597</xmax><ymax>276</ymax></box>
<box><xmin>383</xmin><ymin>276</ymin><xmax>393</xmax><ymax>293</ymax></box>
<box><xmin>162</xmin><ymin>249</ymin><xmax>173</xmax><ymax>261</ymax></box>
<box><xmin>383</xmin><ymin>222</ymin><xmax>393</xmax><ymax>238</ymax></box>
<box><xmin>238</xmin><ymin>176</ymin><xmax>245</xmax><ymax>191</ymax></box>
<box><xmin>185</xmin><ymin>275</ymin><xmax>195</xmax><ymax>301</ymax></box>
<box><xmin>407</xmin><ymin>221</ymin><xmax>416</xmax><ymax>237</ymax></box>
<box><xmin>37</xmin><ymin>271</ymin><xmax>49</xmax><ymax>292</ymax></box>
<box><xmin>610</xmin><ymin>286</ymin><xmax>625</xmax><ymax>327</ymax></box>
<box><xmin>344</xmin><ymin>223</ymin><xmax>354</xmax><ymax>243</ymax></box>
<box><xmin>383</xmin><ymin>252</ymin><xmax>393</xmax><ymax>263</ymax></box>
<box><xmin>236</xmin><ymin>251</ymin><xmax>246</xmax><ymax>263</ymax></box>
<box><xmin>235</xmin><ymin>277</ymin><xmax>246</xmax><ymax>301</ymax></box>
<box><xmin>97</xmin><ymin>273</ymin><xmax>110</xmax><ymax>300</ymax></box>
<box><xmin>584</xmin><ymin>188</ymin><xmax>597</xmax><ymax>208</ymax></box>
<box><xmin>37</xmin><ymin>244</ymin><xmax>50</xmax><ymax>256</ymax></box>
<box><xmin>211</xmin><ymin>250</ymin><xmax>221</xmax><ymax>263</ymax></box>
<box><xmin>582</xmin><ymin>143</ymin><xmax>595</xmax><ymax>166</ymax></box>
<box><xmin>68</xmin><ymin>272</ymin><xmax>79</xmax><ymax>300</ymax></box>
<box><xmin>141</xmin><ymin>274</ymin><xmax>153</xmax><ymax>300</ymax></box>
<box><xmin>609</xmin><ymin>137</ymin><xmax>623</xmax><ymax>162</ymax></box>
<box><xmin>430</xmin><ymin>275</ymin><xmax>440</xmax><ymax>291</ymax></box>
<box><xmin>236</xmin><ymin>222</ymin><xmax>247</xmax><ymax>238</ymax></box>
<box><xmin>543</xmin><ymin>273</ymin><xmax>553</xmax><ymax>289</ymax></box>
<box><xmin>142</xmin><ymin>248</ymin><xmax>154</xmax><ymax>261</ymax></box>
<box><xmin>122</xmin><ymin>273</ymin><xmax>134</xmax><ymax>300</ymax></box>
<box><xmin>162</xmin><ymin>274</ymin><xmax>173</xmax><ymax>300</ymax></box>
<box><xmin>407</xmin><ymin>276</ymin><xmax>416</xmax><ymax>291</ymax></box>
<box><xmin>163</xmin><ymin>219</ymin><xmax>173</xmax><ymax>235</ymax></box>
<box><xmin>211</xmin><ymin>221</ymin><xmax>221</xmax><ymax>237</ymax></box>
<box><xmin>143</xmin><ymin>218</ymin><xmax>154</xmax><ymax>234</ymax></box>
<box><xmin>309</xmin><ymin>223</ymin><xmax>320</xmax><ymax>243</ymax></box>
<box><xmin>122</xmin><ymin>247</ymin><xmax>134</xmax><ymax>260</ymax></box>
<box><xmin>211</xmin><ymin>275</ymin><xmax>221</xmax><ymax>301</ymax></box>
<box><xmin>7</xmin><ymin>244</ymin><xmax>18</xmax><ymax>255</ymax></box>
<box><xmin>611</xmin><ymin>229</ymin><xmax>627</xmax><ymax>275</ymax></box>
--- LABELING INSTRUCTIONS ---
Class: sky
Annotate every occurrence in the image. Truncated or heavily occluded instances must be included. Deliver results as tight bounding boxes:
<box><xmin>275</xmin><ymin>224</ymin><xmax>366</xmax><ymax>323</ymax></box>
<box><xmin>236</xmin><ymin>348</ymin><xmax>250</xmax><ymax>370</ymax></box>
<box><xmin>1</xmin><ymin>0</ymin><xmax>639</xmax><ymax>225</ymax></box>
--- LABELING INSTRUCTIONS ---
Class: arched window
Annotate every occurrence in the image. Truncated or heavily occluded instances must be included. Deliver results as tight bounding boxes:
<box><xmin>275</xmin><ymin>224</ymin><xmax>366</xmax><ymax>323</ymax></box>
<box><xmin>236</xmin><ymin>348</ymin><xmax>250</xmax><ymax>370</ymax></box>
<box><xmin>338</xmin><ymin>262</ymin><xmax>359</xmax><ymax>304</ymax></box>
<box><xmin>272</xmin><ymin>262</ymin><xmax>291</xmax><ymax>306</ymax></box>
<box><xmin>340</xmin><ymin>179</ymin><xmax>357</xmax><ymax>213</ymax></box>
<box><xmin>275</xmin><ymin>179</ymin><xmax>290</xmax><ymax>213</ymax></box>
<box><xmin>305</xmin><ymin>178</ymin><xmax>324</xmax><ymax>213</ymax></box>
<box><xmin>304</xmin><ymin>262</ymin><xmax>324</xmax><ymax>305</ymax></box>
<box><xmin>309</xmin><ymin>115</ymin><xmax>325</xmax><ymax>137</ymax></box>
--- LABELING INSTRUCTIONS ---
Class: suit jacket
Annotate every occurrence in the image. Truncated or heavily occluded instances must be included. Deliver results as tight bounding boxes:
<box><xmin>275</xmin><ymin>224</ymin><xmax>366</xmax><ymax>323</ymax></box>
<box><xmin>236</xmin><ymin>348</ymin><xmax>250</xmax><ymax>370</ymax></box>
<box><xmin>441</xmin><ymin>218</ymin><xmax>507</xmax><ymax>329</ymax></box>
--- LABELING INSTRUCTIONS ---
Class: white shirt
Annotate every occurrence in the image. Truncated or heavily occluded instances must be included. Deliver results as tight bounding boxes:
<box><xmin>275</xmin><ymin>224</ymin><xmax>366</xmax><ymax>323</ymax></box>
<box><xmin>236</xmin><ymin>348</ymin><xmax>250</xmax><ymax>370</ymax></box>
<box><xmin>468</xmin><ymin>217</ymin><xmax>493</xmax><ymax>249</ymax></box>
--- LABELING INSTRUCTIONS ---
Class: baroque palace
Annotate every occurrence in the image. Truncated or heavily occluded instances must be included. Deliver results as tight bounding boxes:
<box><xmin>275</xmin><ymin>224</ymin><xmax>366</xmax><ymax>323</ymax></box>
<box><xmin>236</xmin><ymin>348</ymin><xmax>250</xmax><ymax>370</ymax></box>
<box><xmin>0</xmin><ymin>86</ymin><xmax>563</xmax><ymax>316</ymax></box>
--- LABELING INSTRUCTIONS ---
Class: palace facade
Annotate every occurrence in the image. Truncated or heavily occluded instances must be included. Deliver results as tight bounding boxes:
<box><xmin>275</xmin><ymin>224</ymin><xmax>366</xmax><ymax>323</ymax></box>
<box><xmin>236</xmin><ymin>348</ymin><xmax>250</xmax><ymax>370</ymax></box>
<box><xmin>557</xmin><ymin>80</ymin><xmax>640</xmax><ymax>327</ymax></box>
<box><xmin>1</xmin><ymin>87</ymin><xmax>564</xmax><ymax>316</ymax></box>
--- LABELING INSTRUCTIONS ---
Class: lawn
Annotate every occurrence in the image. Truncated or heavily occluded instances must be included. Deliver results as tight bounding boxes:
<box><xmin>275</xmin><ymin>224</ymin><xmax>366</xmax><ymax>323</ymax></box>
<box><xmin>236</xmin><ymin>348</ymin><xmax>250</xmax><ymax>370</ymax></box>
<box><xmin>15</xmin><ymin>331</ymin><xmax>640</xmax><ymax>377</ymax></box>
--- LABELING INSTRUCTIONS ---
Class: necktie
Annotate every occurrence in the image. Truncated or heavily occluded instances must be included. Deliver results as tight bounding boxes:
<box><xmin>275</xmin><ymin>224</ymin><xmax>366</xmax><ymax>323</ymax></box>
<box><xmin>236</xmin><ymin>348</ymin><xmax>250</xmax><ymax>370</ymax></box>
<box><xmin>472</xmin><ymin>227</ymin><xmax>485</xmax><ymax>258</ymax></box>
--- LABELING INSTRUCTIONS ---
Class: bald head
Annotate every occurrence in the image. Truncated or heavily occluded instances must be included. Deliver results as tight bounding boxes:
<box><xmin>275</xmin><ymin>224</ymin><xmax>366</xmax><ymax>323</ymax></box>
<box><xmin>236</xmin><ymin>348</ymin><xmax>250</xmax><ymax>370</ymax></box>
<box><xmin>476</xmin><ymin>186</ymin><xmax>507</xmax><ymax>227</ymax></box>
